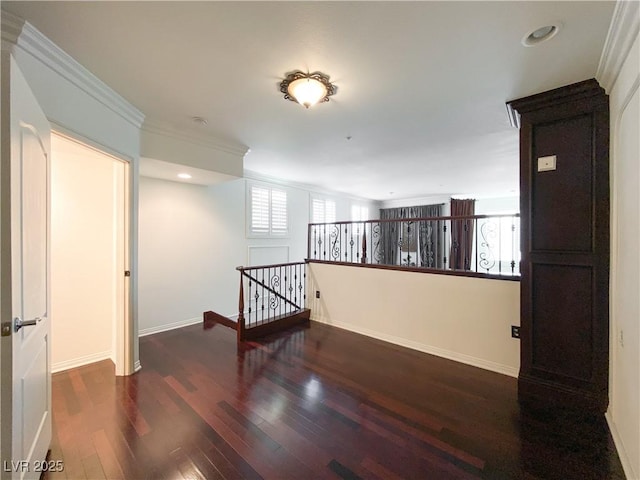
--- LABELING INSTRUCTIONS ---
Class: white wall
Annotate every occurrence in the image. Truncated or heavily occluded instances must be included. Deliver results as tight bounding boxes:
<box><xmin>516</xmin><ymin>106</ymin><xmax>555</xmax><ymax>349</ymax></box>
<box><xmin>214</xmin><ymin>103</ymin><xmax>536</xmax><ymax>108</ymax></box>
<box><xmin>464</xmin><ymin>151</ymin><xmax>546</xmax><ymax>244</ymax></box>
<box><xmin>138</xmin><ymin>176</ymin><xmax>379</xmax><ymax>334</ymax></box>
<box><xmin>475</xmin><ymin>196</ymin><xmax>519</xmax><ymax>215</ymax></box>
<box><xmin>381</xmin><ymin>194</ymin><xmax>451</xmax><ymax>215</ymax></box>
<box><xmin>381</xmin><ymin>194</ymin><xmax>520</xmax><ymax>217</ymax></box>
<box><xmin>50</xmin><ymin>135</ymin><xmax>123</xmax><ymax>372</ymax></box>
<box><xmin>307</xmin><ymin>263</ymin><xmax>520</xmax><ymax>376</ymax></box>
<box><xmin>605</xmin><ymin>5</ymin><xmax>640</xmax><ymax>477</ymax></box>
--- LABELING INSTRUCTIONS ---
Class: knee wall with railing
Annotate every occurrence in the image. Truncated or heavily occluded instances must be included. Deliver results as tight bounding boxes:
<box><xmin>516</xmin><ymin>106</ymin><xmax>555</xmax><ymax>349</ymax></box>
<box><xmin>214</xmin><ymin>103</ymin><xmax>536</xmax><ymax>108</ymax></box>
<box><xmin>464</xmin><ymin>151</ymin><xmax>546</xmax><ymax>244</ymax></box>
<box><xmin>307</xmin><ymin>214</ymin><xmax>521</xmax><ymax>278</ymax></box>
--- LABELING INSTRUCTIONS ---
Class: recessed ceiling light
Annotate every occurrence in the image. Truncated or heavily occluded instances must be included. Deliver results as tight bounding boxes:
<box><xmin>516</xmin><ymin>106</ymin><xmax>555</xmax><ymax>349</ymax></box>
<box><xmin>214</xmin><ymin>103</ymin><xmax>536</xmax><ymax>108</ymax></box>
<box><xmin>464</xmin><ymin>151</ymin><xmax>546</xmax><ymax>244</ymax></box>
<box><xmin>522</xmin><ymin>23</ymin><xmax>561</xmax><ymax>47</ymax></box>
<box><xmin>177</xmin><ymin>173</ymin><xmax>192</xmax><ymax>179</ymax></box>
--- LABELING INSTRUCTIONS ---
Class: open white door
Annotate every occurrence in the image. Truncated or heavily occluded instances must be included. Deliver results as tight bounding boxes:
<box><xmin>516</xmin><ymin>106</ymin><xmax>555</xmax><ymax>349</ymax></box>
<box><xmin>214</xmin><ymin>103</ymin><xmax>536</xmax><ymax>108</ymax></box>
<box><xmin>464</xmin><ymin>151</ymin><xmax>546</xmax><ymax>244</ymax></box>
<box><xmin>1</xmin><ymin>53</ymin><xmax>52</xmax><ymax>479</ymax></box>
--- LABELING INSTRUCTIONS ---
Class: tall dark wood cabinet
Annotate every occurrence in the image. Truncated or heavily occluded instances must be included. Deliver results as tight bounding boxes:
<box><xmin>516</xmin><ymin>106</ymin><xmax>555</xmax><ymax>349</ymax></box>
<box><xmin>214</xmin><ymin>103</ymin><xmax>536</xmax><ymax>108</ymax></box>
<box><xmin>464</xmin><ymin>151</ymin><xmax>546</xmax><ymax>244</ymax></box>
<box><xmin>507</xmin><ymin>79</ymin><xmax>610</xmax><ymax>413</ymax></box>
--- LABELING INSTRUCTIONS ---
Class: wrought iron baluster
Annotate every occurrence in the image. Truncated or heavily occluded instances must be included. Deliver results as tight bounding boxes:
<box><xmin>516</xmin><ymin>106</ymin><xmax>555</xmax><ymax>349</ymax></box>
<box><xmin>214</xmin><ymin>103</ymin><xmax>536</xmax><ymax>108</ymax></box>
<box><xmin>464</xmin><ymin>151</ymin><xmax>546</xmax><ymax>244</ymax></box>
<box><xmin>475</xmin><ymin>218</ymin><xmax>478</xmax><ymax>273</ymax></box>
<box><xmin>344</xmin><ymin>225</ymin><xmax>348</xmax><ymax>262</ymax></box>
<box><xmin>279</xmin><ymin>265</ymin><xmax>282</xmax><ymax>318</ymax></box>
<box><xmin>302</xmin><ymin>266</ymin><xmax>306</xmax><ymax>306</ymax></box>
<box><xmin>248</xmin><ymin>276</ymin><xmax>253</xmax><ymax>327</ymax></box>
<box><xmin>313</xmin><ymin>226</ymin><xmax>317</xmax><ymax>259</ymax></box>
<box><xmin>443</xmin><ymin>222</ymin><xmax>448</xmax><ymax>269</ymax></box>
<box><xmin>261</xmin><ymin>268</ymin><xmax>265</xmax><ymax>324</ymax></box>
<box><xmin>323</xmin><ymin>224</ymin><xmax>326</xmax><ymax>259</ymax></box>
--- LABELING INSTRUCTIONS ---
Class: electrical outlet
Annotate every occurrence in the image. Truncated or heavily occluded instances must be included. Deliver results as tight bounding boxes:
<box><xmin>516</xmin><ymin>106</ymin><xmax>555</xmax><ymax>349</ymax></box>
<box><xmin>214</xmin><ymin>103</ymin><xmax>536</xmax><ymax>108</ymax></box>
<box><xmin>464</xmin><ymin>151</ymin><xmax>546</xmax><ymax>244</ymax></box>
<box><xmin>511</xmin><ymin>326</ymin><xmax>520</xmax><ymax>339</ymax></box>
<box><xmin>315</xmin><ymin>290</ymin><xmax>320</xmax><ymax>299</ymax></box>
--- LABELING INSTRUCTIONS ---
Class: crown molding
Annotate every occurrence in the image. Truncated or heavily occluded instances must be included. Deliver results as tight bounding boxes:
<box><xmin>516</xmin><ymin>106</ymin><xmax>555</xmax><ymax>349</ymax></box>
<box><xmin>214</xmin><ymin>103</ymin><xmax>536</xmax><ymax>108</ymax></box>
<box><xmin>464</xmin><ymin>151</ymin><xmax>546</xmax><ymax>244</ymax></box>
<box><xmin>1</xmin><ymin>9</ymin><xmax>24</xmax><ymax>47</ymax></box>
<box><xmin>2</xmin><ymin>10</ymin><xmax>144</xmax><ymax>128</ymax></box>
<box><xmin>596</xmin><ymin>0</ymin><xmax>640</xmax><ymax>93</ymax></box>
<box><xmin>142</xmin><ymin>118</ymin><xmax>249</xmax><ymax>158</ymax></box>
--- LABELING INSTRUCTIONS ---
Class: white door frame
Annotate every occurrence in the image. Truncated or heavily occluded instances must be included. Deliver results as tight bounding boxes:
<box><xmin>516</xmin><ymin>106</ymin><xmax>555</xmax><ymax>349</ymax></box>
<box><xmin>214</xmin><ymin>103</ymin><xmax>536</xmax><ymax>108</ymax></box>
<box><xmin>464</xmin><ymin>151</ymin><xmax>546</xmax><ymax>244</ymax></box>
<box><xmin>49</xmin><ymin>127</ymin><xmax>134</xmax><ymax>376</ymax></box>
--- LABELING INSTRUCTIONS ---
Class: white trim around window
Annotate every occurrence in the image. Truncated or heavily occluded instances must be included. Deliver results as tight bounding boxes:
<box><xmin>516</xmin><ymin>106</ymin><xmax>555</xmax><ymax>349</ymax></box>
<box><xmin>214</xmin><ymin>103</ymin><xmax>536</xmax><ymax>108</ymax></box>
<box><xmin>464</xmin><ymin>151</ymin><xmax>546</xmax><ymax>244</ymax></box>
<box><xmin>311</xmin><ymin>195</ymin><xmax>336</xmax><ymax>223</ymax></box>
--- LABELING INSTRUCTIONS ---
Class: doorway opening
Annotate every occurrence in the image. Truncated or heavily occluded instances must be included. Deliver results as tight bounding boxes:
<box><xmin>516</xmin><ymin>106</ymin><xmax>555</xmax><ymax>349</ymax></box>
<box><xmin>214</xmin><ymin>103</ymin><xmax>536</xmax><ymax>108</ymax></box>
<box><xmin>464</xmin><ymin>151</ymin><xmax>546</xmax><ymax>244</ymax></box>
<box><xmin>50</xmin><ymin>132</ymin><xmax>131</xmax><ymax>375</ymax></box>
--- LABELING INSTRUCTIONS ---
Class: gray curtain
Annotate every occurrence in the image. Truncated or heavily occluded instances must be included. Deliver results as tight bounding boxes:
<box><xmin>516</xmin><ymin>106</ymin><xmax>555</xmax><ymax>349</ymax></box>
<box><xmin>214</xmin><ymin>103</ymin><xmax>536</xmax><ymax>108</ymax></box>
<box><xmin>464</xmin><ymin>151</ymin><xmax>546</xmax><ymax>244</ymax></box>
<box><xmin>417</xmin><ymin>204</ymin><xmax>443</xmax><ymax>268</ymax></box>
<box><xmin>379</xmin><ymin>204</ymin><xmax>443</xmax><ymax>267</ymax></box>
<box><xmin>379</xmin><ymin>208</ymin><xmax>402</xmax><ymax>265</ymax></box>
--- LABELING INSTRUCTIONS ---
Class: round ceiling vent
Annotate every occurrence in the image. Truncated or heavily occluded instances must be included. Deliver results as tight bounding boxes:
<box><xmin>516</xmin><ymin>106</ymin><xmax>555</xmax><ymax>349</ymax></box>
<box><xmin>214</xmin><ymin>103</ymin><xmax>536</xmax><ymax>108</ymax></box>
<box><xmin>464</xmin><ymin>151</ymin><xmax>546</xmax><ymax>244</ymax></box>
<box><xmin>522</xmin><ymin>23</ymin><xmax>561</xmax><ymax>47</ymax></box>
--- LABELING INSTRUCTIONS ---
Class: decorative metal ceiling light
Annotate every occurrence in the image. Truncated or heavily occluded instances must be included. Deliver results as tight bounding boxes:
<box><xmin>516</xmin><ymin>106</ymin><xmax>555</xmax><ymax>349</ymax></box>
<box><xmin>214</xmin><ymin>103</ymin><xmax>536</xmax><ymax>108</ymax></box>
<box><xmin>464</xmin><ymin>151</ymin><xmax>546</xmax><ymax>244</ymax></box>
<box><xmin>280</xmin><ymin>71</ymin><xmax>336</xmax><ymax>108</ymax></box>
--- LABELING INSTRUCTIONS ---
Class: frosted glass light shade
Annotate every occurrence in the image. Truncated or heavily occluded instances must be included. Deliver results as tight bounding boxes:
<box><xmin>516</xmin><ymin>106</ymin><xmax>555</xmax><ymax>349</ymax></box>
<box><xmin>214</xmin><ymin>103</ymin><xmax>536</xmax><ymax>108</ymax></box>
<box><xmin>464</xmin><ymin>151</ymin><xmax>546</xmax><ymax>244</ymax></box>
<box><xmin>280</xmin><ymin>71</ymin><xmax>335</xmax><ymax>108</ymax></box>
<box><xmin>287</xmin><ymin>78</ymin><xmax>328</xmax><ymax>109</ymax></box>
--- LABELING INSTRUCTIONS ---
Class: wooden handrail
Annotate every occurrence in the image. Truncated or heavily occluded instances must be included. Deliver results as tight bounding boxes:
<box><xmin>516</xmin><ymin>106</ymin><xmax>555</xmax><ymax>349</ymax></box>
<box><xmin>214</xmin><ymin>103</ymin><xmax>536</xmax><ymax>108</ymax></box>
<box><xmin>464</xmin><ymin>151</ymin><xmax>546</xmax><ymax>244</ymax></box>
<box><xmin>236</xmin><ymin>261</ymin><xmax>306</xmax><ymax>272</ymax></box>
<box><xmin>308</xmin><ymin>213</ymin><xmax>520</xmax><ymax>226</ymax></box>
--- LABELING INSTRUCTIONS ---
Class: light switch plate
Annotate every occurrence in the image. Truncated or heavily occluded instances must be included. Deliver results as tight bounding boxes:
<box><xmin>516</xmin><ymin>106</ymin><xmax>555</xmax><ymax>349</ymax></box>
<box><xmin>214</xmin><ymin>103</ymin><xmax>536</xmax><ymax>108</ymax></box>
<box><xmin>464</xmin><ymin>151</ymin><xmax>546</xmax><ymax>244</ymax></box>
<box><xmin>537</xmin><ymin>155</ymin><xmax>557</xmax><ymax>172</ymax></box>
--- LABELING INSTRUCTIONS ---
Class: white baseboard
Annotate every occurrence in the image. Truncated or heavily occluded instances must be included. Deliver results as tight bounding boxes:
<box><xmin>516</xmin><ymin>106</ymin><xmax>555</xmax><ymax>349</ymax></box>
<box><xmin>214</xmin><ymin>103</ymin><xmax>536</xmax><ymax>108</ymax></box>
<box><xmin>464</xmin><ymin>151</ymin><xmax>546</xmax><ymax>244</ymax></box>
<box><xmin>311</xmin><ymin>316</ymin><xmax>518</xmax><ymax>378</ymax></box>
<box><xmin>52</xmin><ymin>350</ymin><xmax>113</xmax><ymax>373</ymax></box>
<box><xmin>134</xmin><ymin>360</ymin><xmax>142</xmax><ymax>373</ymax></box>
<box><xmin>138</xmin><ymin>317</ymin><xmax>202</xmax><ymax>337</ymax></box>
<box><xmin>606</xmin><ymin>410</ymin><xmax>638</xmax><ymax>480</ymax></box>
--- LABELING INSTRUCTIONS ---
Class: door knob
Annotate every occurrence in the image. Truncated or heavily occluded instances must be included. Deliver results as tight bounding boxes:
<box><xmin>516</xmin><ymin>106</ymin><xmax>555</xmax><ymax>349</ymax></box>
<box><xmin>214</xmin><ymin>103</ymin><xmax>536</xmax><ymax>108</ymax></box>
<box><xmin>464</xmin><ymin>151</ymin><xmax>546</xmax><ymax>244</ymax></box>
<box><xmin>14</xmin><ymin>316</ymin><xmax>41</xmax><ymax>332</ymax></box>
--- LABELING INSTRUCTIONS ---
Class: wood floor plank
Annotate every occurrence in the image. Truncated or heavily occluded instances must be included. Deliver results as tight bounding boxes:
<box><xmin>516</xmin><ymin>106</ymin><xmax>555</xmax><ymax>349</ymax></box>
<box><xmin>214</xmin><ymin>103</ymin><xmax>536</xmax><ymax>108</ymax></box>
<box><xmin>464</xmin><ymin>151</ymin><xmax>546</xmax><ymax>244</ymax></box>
<box><xmin>44</xmin><ymin>321</ymin><xmax>625</xmax><ymax>479</ymax></box>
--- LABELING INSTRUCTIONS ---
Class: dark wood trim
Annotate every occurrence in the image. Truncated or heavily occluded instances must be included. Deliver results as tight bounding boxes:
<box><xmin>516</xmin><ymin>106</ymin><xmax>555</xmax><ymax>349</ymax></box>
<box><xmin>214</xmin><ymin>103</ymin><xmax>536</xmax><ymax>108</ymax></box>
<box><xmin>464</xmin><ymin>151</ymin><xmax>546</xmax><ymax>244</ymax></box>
<box><xmin>518</xmin><ymin>374</ymin><xmax>607</xmax><ymax>413</ymax></box>
<box><xmin>506</xmin><ymin>79</ymin><xmax>606</xmax><ymax>128</ymax></box>
<box><xmin>236</xmin><ymin>261</ymin><xmax>306</xmax><ymax>271</ymax></box>
<box><xmin>203</xmin><ymin>310</ymin><xmax>236</xmax><ymax>330</ymax></box>
<box><xmin>240</xmin><ymin>308</ymin><xmax>310</xmax><ymax>341</ymax></box>
<box><xmin>306</xmin><ymin>259</ymin><xmax>521</xmax><ymax>282</ymax></box>
<box><xmin>510</xmin><ymin>78</ymin><xmax>610</xmax><ymax>413</ymax></box>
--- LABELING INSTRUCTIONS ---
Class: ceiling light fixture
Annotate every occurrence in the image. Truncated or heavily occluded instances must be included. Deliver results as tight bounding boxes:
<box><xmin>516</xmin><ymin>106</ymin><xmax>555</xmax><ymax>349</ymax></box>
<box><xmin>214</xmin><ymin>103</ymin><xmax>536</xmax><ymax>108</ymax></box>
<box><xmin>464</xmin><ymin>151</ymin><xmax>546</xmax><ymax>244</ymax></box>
<box><xmin>522</xmin><ymin>23</ymin><xmax>561</xmax><ymax>47</ymax></box>
<box><xmin>280</xmin><ymin>71</ymin><xmax>336</xmax><ymax>108</ymax></box>
<box><xmin>177</xmin><ymin>173</ymin><xmax>192</xmax><ymax>179</ymax></box>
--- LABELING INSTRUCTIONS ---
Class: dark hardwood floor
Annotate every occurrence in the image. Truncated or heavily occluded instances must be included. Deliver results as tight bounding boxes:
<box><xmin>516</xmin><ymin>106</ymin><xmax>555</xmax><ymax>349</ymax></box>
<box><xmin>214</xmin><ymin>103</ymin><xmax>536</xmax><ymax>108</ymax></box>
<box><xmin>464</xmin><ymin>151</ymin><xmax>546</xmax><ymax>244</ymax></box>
<box><xmin>44</xmin><ymin>321</ymin><xmax>624</xmax><ymax>480</ymax></box>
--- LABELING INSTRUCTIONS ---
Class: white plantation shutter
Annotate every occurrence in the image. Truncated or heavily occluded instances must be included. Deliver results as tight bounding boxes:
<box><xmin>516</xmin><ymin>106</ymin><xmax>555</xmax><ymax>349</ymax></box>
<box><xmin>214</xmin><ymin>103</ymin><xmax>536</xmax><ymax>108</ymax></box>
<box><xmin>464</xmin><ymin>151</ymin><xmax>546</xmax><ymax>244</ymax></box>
<box><xmin>312</xmin><ymin>198</ymin><xmax>336</xmax><ymax>223</ymax></box>
<box><xmin>325</xmin><ymin>200</ymin><xmax>336</xmax><ymax>223</ymax></box>
<box><xmin>270</xmin><ymin>188</ymin><xmax>288</xmax><ymax>235</ymax></box>
<box><xmin>250</xmin><ymin>185</ymin><xmax>288</xmax><ymax>236</ymax></box>
<box><xmin>351</xmin><ymin>205</ymin><xmax>369</xmax><ymax>221</ymax></box>
<box><xmin>251</xmin><ymin>186</ymin><xmax>270</xmax><ymax>234</ymax></box>
<box><xmin>312</xmin><ymin>198</ymin><xmax>325</xmax><ymax>223</ymax></box>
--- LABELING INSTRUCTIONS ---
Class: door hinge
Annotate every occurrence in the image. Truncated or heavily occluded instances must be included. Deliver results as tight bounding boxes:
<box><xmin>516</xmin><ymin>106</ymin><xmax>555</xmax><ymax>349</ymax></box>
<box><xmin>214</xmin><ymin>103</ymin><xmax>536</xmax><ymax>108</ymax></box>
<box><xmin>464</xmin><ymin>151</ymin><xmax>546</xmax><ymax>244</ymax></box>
<box><xmin>1</xmin><ymin>321</ymin><xmax>11</xmax><ymax>337</ymax></box>
<box><xmin>124</xmin><ymin>270</ymin><xmax>131</xmax><ymax>277</ymax></box>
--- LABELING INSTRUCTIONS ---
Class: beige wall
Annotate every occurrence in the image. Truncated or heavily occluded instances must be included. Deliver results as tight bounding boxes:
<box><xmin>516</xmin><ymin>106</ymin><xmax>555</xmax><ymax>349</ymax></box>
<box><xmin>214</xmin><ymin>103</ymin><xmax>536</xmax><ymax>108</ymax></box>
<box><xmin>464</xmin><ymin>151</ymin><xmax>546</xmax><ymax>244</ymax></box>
<box><xmin>51</xmin><ymin>135</ymin><xmax>124</xmax><ymax>371</ymax></box>
<box><xmin>607</xmin><ymin>12</ymin><xmax>640</xmax><ymax>479</ymax></box>
<box><xmin>307</xmin><ymin>263</ymin><xmax>520</xmax><ymax>376</ymax></box>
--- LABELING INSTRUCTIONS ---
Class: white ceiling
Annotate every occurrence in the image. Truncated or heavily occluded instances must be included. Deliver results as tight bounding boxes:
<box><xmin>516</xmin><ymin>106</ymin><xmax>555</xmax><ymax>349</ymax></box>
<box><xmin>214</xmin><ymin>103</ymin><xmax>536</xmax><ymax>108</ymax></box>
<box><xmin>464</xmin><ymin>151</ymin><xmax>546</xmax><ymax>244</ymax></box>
<box><xmin>3</xmin><ymin>1</ymin><xmax>615</xmax><ymax>200</ymax></box>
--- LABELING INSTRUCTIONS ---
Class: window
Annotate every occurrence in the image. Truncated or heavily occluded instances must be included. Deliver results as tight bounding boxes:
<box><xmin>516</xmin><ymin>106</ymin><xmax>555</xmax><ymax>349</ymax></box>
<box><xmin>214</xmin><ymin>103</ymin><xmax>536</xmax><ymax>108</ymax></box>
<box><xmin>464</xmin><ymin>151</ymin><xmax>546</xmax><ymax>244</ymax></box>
<box><xmin>351</xmin><ymin>205</ymin><xmax>369</xmax><ymax>221</ymax></box>
<box><xmin>311</xmin><ymin>197</ymin><xmax>336</xmax><ymax>223</ymax></box>
<box><xmin>249</xmin><ymin>184</ymin><xmax>288</xmax><ymax>236</ymax></box>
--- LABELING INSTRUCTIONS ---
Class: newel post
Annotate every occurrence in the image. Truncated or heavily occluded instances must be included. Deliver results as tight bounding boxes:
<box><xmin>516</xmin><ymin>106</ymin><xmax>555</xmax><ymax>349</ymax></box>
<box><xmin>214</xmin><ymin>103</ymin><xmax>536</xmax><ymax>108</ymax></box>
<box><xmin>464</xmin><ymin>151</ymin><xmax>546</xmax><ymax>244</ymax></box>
<box><xmin>237</xmin><ymin>268</ymin><xmax>245</xmax><ymax>342</ymax></box>
<box><xmin>361</xmin><ymin>228</ymin><xmax>367</xmax><ymax>264</ymax></box>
